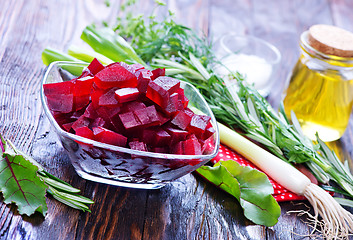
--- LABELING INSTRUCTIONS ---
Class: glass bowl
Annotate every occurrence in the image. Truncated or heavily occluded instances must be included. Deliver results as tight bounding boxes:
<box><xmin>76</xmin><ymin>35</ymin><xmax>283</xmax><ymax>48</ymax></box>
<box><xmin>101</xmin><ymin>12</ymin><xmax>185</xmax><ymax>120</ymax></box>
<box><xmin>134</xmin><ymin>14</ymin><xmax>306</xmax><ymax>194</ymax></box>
<box><xmin>40</xmin><ymin>61</ymin><xmax>220</xmax><ymax>189</ymax></box>
<box><xmin>214</xmin><ymin>34</ymin><xmax>281</xmax><ymax>97</ymax></box>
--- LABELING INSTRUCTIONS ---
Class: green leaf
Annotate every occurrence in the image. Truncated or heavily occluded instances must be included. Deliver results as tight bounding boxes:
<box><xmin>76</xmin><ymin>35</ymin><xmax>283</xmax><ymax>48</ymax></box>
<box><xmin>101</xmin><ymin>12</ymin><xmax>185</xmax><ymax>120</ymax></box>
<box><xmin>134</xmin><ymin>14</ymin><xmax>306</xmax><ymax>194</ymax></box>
<box><xmin>197</xmin><ymin>160</ymin><xmax>280</xmax><ymax>226</ymax></box>
<box><xmin>0</xmin><ymin>139</ymin><xmax>48</xmax><ymax>216</ymax></box>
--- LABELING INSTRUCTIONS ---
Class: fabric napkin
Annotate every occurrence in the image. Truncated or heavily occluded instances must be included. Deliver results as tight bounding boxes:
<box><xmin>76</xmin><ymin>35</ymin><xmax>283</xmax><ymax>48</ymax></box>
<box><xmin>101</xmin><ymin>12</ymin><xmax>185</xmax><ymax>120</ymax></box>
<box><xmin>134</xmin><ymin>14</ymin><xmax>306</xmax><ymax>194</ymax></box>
<box><xmin>211</xmin><ymin>144</ymin><xmax>306</xmax><ymax>202</ymax></box>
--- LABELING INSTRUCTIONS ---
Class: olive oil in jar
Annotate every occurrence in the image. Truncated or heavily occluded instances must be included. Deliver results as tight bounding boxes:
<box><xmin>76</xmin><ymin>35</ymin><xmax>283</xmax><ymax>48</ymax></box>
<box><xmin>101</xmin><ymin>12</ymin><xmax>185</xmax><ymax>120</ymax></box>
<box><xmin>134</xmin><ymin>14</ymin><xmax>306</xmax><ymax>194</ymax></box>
<box><xmin>283</xmin><ymin>25</ymin><xmax>353</xmax><ymax>142</ymax></box>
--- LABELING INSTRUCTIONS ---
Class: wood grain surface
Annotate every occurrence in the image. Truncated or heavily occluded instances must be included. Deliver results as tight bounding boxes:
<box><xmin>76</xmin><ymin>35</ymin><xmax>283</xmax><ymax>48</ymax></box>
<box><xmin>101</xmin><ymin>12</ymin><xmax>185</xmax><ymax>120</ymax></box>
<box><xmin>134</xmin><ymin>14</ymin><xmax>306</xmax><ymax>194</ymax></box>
<box><xmin>1</xmin><ymin>0</ymin><xmax>353</xmax><ymax>239</ymax></box>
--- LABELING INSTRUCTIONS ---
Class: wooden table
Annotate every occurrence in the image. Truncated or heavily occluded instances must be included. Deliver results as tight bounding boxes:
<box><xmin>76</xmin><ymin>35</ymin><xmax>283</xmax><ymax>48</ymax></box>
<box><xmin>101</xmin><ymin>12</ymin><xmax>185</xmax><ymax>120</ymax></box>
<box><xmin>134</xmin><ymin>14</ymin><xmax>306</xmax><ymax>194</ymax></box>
<box><xmin>1</xmin><ymin>0</ymin><xmax>353</xmax><ymax>239</ymax></box>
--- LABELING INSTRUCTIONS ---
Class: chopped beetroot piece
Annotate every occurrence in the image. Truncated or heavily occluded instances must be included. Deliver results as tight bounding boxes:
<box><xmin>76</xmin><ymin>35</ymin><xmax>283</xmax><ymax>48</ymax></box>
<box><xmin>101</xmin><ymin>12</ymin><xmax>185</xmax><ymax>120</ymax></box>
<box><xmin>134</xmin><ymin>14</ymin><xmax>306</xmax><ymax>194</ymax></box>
<box><xmin>202</xmin><ymin>124</ymin><xmax>216</xmax><ymax>140</ymax></box>
<box><xmin>141</xmin><ymin>129</ymin><xmax>156</xmax><ymax>146</ymax></box>
<box><xmin>119</xmin><ymin>112</ymin><xmax>141</xmax><ymax>130</ymax></box>
<box><xmin>188</xmin><ymin>114</ymin><xmax>211</xmax><ymax>138</ymax></box>
<box><xmin>146</xmin><ymin>76</ymin><xmax>180</xmax><ymax>107</ymax></box>
<box><xmin>157</xmin><ymin>112</ymin><xmax>170</xmax><ymax>126</ymax></box>
<box><xmin>146</xmin><ymin>80</ymin><xmax>168</xmax><ymax>107</ymax></box>
<box><xmin>133</xmin><ymin>105</ymin><xmax>160</xmax><ymax>127</ymax></box>
<box><xmin>129</xmin><ymin>141</ymin><xmax>148</xmax><ymax>151</ymax></box>
<box><xmin>136</xmin><ymin>69</ymin><xmax>152</xmax><ymax>93</ymax></box>
<box><xmin>154</xmin><ymin>76</ymin><xmax>180</xmax><ymax>94</ymax></box>
<box><xmin>73</xmin><ymin>76</ymin><xmax>94</xmax><ymax>96</ymax></box>
<box><xmin>94</xmin><ymin>64</ymin><xmax>137</xmax><ymax>89</ymax></box>
<box><xmin>92</xmin><ymin>126</ymin><xmax>127</xmax><ymax>147</ymax></box>
<box><xmin>120</xmin><ymin>62</ymin><xmax>145</xmax><ymax>74</ymax></box>
<box><xmin>175</xmin><ymin>88</ymin><xmax>189</xmax><ymax>108</ymax></box>
<box><xmin>163</xmin><ymin>92</ymin><xmax>183</xmax><ymax>116</ymax></box>
<box><xmin>152</xmin><ymin>147</ymin><xmax>168</xmax><ymax>153</ymax></box>
<box><xmin>96</xmin><ymin>106</ymin><xmax>120</xmax><ymax>120</ymax></box>
<box><xmin>171</xmin><ymin>110</ymin><xmax>192</xmax><ymax>130</ymax></box>
<box><xmin>78</xmin><ymin>68</ymin><xmax>93</xmax><ymax>79</ymax></box>
<box><xmin>90</xmin><ymin>117</ymin><xmax>106</xmax><ymax>128</ymax></box>
<box><xmin>183</xmin><ymin>137</ymin><xmax>202</xmax><ymax>155</ymax></box>
<box><xmin>165</xmin><ymin>127</ymin><xmax>188</xmax><ymax>144</ymax></box>
<box><xmin>184</xmin><ymin>108</ymin><xmax>195</xmax><ymax>118</ymax></box>
<box><xmin>115</xmin><ymin>88</ymin><xmax>140</xmax><ymax>103</ymax></box>
<box><xmin>155</xmin><ymin>129</ymin><xmax>171</xmax><ymax>146</ymax></box>
<box><xmin>46</xmin><ymin>94</ymin><xmax>74</xmax><ymax>113</ymax></box>
<box><xmin>75</xmin><ymin>126</ymin><xmax>94</xmax><ymax>140</ymax></box>
<box><xmin>99</xmin><ymin>88</ymin><xmax>120</xmax><ymax>107</ymax></box>
<box><xmin>87</xmin><ymin>58</ymin><xmax>105</xmax><ymax>75</ymax></box>
<box><xmin>90</xmin><ymin>86</ymin><xmax>105</xmax><ymax>108</ymax></box>
<box><xmin>151</xmin><ymin>68</ymin><xmax>165</xmax><ymax>80</ymax></box>
<box><xmin>74</xmin><ymin>94</ymin><xmax>90</xmax><ymax>111</ymax></box>
<box><xmin>70</xmin><ymin>108</ymin><xmax>86</xmax><ymax>120</ymax></box>
<box><xmin>83</xmin><ymin>103</ymin><xmax>99</xmax><ymax>119</ymax></box>
<box><xmin>62</xmin><ymin>122</ymin><xmax>74</xmax><ymax>132</ymax></box>
<box><xmin>71</xmin><ymin>115</ymin><xmax>90</xmax><ymax>131</ymax></box>
<box><xmin>120</xmin><ymin>101</ymin><xmax>146</xmax><ymax>113</ymax></box>
<box><xmin>171</xmin><ymin>141</ymin><xmax>183</xmax><ymax>154</ymax></box>
<box><xmin>108</xmin><ymin>115</ymin><xmax>125</xmax><ymax>133</ymax></box>
<box><xmin>52</xmin><ymin>112</ymin><xmax>73</xmax><ymax>126</ymax></box>
<box><xmin>43</xmin><ymin>80</ymin><xmax>74</xmax><ymax>96</ymax></box>
<box><xmin>200</xmin><ymin>136</ymin><xmax>215</xmax><ymax>154</ymax></box>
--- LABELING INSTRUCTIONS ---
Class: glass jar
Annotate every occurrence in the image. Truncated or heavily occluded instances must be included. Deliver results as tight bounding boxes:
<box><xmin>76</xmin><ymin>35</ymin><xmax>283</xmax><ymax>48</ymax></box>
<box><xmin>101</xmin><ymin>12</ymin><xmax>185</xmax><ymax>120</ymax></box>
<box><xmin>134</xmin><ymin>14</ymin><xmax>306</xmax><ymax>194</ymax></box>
<box><xmin>283</xmin><ymin>25</ymin><xmax>353</xmax><ymax>142</ymax></box>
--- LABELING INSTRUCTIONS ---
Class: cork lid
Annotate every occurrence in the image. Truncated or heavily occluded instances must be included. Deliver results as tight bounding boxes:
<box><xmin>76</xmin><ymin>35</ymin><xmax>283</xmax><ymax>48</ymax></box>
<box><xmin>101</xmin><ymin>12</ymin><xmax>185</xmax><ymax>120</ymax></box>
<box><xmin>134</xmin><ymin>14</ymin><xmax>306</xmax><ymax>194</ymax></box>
<box><xmin>308</xmin><ymin>24</ymin><xmax>353</xmax><ymax>58</ymax></box>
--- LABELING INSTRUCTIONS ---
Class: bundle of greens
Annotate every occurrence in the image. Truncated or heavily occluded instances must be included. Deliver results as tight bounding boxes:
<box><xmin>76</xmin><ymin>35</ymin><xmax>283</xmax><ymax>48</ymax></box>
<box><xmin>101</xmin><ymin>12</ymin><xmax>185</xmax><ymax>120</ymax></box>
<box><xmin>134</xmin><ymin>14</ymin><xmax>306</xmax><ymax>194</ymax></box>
<box><xmin>40</xmin><ymin>0</ymin><xmax>353</xmax><ymax>235</ymax></box>
<box><xmin>0</xmin><ymin>134</ymin><xmax>94</xmax><ymax>216</ymax></box>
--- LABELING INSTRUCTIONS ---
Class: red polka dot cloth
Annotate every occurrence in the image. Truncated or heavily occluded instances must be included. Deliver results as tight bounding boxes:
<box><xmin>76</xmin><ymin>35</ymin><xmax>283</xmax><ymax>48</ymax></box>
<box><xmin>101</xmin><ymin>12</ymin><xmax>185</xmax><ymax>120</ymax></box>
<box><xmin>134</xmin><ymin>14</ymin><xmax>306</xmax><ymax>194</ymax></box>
<box><xmin>211</xmin><ymin>144</ymin><xmax>305</xmax><ymax>202</ymax></box>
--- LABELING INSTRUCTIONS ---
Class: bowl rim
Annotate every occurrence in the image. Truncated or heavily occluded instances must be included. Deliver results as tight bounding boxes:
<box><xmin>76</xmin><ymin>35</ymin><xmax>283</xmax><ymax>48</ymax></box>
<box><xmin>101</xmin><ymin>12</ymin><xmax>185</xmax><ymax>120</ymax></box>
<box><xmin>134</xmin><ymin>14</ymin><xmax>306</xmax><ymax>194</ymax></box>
<box><xmin>40</xmin><ymin>61</ymin><xmax>220</xmax><ymax>160</ymax></box>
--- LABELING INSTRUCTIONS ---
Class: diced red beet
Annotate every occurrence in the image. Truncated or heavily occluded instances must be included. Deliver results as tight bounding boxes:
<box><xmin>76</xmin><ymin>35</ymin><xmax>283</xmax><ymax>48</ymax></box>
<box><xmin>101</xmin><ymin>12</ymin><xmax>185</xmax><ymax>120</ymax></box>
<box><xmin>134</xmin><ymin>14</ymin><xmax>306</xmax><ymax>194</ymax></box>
<box><xmin>87</xmin><ymin>58</ymin><xmax>105</xmax><ymax>75</ymax></box>
<box><xmin>90</xmin><ymin>85</ymin><xmax>105</xmax><ymax>108</ymax></box>
<box><xmin>46</xmin><ymin>94</ymin><xmax>74</xmax><ymax>113</ymax></box>
<box><xmin>152</xmin><ymin>147</ymin><xmax>168</xmax><ymax>153</ymax></box>
<box><xmin>154</xmin><ymin>76</ymin><xmax>180</xmax><ymax>94</ymax></box>
<box><xmin>71</xmin><ymin>115</ymin><xmax>90</xmax><ymax>131</ymax></box>
<box><xmin>202</xmin><ymin>124</ymin><xmax>216</xmax><ymax>141</ymax></box>
<box><xmin>120</xmin><ymin>62</ymin><xmax>145</xmax><ymax>74</ymax></box>
<box><xmin>94</xmin><ymin>64</ymin><xmax>137</xmax><ymax>89</ymax></box>
<box><xmin>151</xmin><ymin>68</ymin><xmax>165</xmax><ymax>80</ymax></box>
<box><xmin>92</xmin><ymin>126</ymin><xmax>127</xmax><ymax>147</ymax></box>
<box><xmin>157</xmin><ymin>112</ymin><xmax>170</xmax><ymax>126</ymax></box>
<box><xmin>171</xmin><ymin>141</ymin><xmax>183</xmax><ymax>154</ymax></box>
<box><xmin>183</xmin><ymin>137</ymin><xmax>202</xmax><ymax>155</ymax></box>
<box><xmin>175</xmin><ymin>88</ymin><xmax>189</xmax><ymax>108</ymax></box>
<box><xmin>119</xmin><ymin>112</ymin><xmax>141</xmax><ymax>130</ymax></box>
<box><xmin>75</xmin><ymin>126</ymin><xmax>94</xmax><ymax>140</ymax></box>
<box><xmin>145</xmin><ymin>81</ymin><xmax>168</xmax><ymax>108</ymax></box>
<box><xmin>136</xmin><ymin>69</ymin><xmax>152</xmax><ymax>93</ymax></box>
<box><xmin>146</xmin><ymin>76</ymin><xmax>180</xmax><ymax>108</ymax></box>
<box><xmin>43</xmin><ymin>80</ymin><xmax>74</xmax><ymax>96</ymax></box>
<box><xmin>115</xmin><ymin>88</ymin><xmax>140</xmax><ymax>103</ymax></box>
<box><xmin>133</xmin><ymin>105</ymin><xmax>160</xmax><ymax>127</ymax></box>
<box><xmin>90</xmin><ymin>117</ymin><xmax>106</xmax><ymax>128</ymax></box>
<box><xmin>62</xmin><ymin>122</ymin><xmax>74</xmax><ymax>132</ymax></box>
<box><xmin>73</xmin><ymin>76</ymin><xmax>94</xmax><ymax>96</ymax></box>
<box><xmin>78</xmin><ymin>68</ymin><xmax>93</xmax><ymax>79</ymax></box>
<box><xmin>184</xmin><ymin>108</ymin><xmax>195</xmax><ymax>118</ymax></box>
<box><xmin>74</xmin><ymin>94</ymin><xmax>90</xmax><ymax>111</ymax></box>
<box><xmin>155</xmin><ymin>129</ymin><xmax>171</xmax><ymax>146</ymax></box>
<box><xmin>99</xmin><ymin>88</ymin><xmax>120</xmax><ymax>107</ymax></box>
<box><xmin>120</xmin><ymin>101</ymin><xmax>146</xmax><ymax>113</ymax></box>
<box><xmin>129</xmin><ymin>141</ymin><xmax>148</xmax><ymax>152</ymax></box>
<box><xmin>165</xmin><ymin>127</ymin><xmax>189</xmax><ymax>144</ymax></box>
<box><xmin>83</xmin><ymin>103</ymin><xmax>99</xmax><ymax>119</ymax></box>
<box><xmin>141</xmin><ymin>128</ymin><xmax>156</xmax><ymax>146</ymax></box>
<box><xmin>163</xmin><ymin>92</ymin><xmax>183</xmax><ymax>116</ymax></box>
<box><xmin>95</xmin><ymin>106</ymin><xmax>120</xmax><ymax>120</ymax></box>
<box><xmin>171</xmin><ymin>110</ymin><xmax>192</xmax><ymax>130</ymax></box>
<box><xmin>188</xmin><ymin>114</ymin><xmax>211</xmax><ymax>138</ymax></box>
